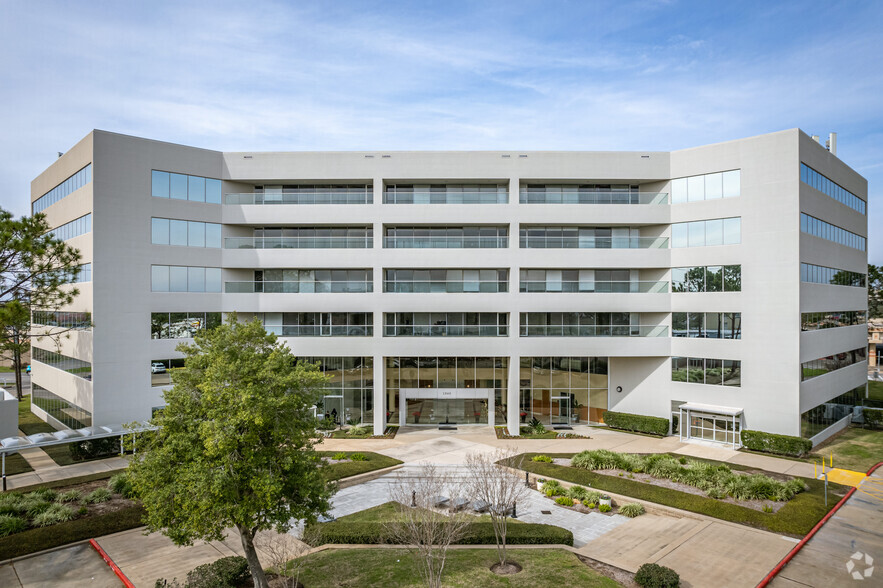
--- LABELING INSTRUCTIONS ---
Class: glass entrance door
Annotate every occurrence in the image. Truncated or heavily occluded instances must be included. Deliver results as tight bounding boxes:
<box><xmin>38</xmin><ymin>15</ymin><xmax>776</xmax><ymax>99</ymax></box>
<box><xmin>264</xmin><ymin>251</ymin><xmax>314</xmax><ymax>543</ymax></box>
<box><xmin>551</xmin><ymin>394</ymin><xmax>571</xmax><ymax>425</ymax></box>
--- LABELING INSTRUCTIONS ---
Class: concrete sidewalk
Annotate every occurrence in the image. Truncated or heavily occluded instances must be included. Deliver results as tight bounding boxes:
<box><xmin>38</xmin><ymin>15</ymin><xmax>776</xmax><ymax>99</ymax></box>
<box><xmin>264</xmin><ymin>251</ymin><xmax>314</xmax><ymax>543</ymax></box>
<box><xmin>5</xmin><ymin>456</ymin><xmax>129</xmax><ymax>490</ymax></box>
<box><xmin>319</xmin><ymin>424</ymin><xmax>818</xmax><ymax>478</ymax></box>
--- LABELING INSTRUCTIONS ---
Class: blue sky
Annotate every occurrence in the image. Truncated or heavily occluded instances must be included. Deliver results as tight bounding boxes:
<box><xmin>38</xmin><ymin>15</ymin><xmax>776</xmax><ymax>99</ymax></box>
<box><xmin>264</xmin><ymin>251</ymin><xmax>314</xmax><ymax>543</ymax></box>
<box><xmin>0</xmin><ymin>0</ymin><xmax>880</xmax><ymax>262</ymax></box>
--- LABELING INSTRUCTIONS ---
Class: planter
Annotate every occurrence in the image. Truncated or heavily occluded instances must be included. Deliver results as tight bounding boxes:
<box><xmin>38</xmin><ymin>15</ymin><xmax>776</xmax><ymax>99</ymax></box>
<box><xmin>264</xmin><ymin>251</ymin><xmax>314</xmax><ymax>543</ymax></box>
<box><xmin>599</xmin><ymin>496</ymin><xmax>612</xmax><ymax>507</ymax></box>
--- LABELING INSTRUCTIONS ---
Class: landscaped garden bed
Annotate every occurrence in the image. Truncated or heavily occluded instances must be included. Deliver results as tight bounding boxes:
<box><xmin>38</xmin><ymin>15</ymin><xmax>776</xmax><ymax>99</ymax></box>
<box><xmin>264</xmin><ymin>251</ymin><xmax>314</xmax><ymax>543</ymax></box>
<box><xmin>495</xmin><ymin>426</ymin><xmax>588</xmax><ymax>440</ymax></box>
<box><xmin>327</xmin><ymin>424</ymin><xmax>399</xmax><ymax>439</ymax></box>
<box><xmin>0</xmin><ymin>472</ymin><xmax>142</xmax><ymax>560</ymax></box>
<box><xmin>317</xmin><ymin>451</ymin><xmax>402</xmax><ymax>481</ymax></box>
<box><xmin>305</xmin><ymin>501</ymin><xmax>574</xmax><ymax>546</ymax></box>
<box><xmin>535</xmin><ymin>478</ymin><xmax>645</xmax><ymax>517</ymax></box>
<box><xmin>513</xmin><ymin>451</ymin><xmax>849</xmax><ymax>536</ymax></box>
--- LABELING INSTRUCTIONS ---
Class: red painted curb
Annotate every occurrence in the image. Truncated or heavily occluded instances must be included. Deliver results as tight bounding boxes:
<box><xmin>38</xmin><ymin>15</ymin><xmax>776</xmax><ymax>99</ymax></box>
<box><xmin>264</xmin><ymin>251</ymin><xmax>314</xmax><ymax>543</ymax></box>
<box><xmin>89</xmin><ymin>539</ymin><xmax>135</xmax><ymax>588</ymax></box>
<box><xmin>755</xmin><ymin>460</ymin><xmax>882</xmax><ymax>587</ymax></box>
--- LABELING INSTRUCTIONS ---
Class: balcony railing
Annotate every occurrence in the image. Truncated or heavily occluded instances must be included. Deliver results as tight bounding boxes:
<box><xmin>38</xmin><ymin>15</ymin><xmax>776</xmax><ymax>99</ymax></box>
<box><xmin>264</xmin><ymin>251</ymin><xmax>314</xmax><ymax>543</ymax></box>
<box><xmin>384</xmin><ymin>280</ymin><xmax>508</xmax><ymax>293</ymax></box>
<box><xmin>225</xmin><ymin>236</ymin><xmax>372</xmax><ymax>249</ymax></box>
<box><xmin>225</xmin><ymin>281</ymin><xmax>373</xmax><ymax>293</ymax></box>
<box><xmin>519</xmin><ymin>191</ymin><xmax>668</xmax><ymax>205</ymax></box>
<box><xmin>520</xmin><ymin>236</ymin><xmax>668</xmax><ymax>249</ymax></box>
<box><xmin>519</xmin><ymin>280</ymin><xmax>668</xmax><ymax>293</ymax></box>
<box><xmin>384</xmin><ymin>236</ymin><xmax>508</xmax><ymax>249</ymax></box>
<box><xmin>384</xmin><ymin>325</ymin><xmax>508</xmax><ymax>336</ymax></box>
<box><xmin>264</xmin><ymin>325</ymin><xmax>373</xmax><ymax>336</ymax></box>
<box><xmin>384</xmin><ymin>191</ymin><xmax>508</xmax><ymax>204</ymax></box>
<box><xmin>520</xmin><ymin>325</ymin><xmax>669</xmax><ymax>337</ymax></box>
<box><xmin>225</xmin><ymin>191</ymin><xmax>372</xmax><ymax>205</ymax></box>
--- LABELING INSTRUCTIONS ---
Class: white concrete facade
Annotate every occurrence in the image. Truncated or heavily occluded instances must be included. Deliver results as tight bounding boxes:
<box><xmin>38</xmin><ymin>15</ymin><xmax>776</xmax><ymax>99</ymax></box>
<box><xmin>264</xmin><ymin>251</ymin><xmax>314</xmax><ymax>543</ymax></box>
<box><xmin>28</xmin><ymin>129</ymin><xmax>869</xmax><ymax>444</ymax></box>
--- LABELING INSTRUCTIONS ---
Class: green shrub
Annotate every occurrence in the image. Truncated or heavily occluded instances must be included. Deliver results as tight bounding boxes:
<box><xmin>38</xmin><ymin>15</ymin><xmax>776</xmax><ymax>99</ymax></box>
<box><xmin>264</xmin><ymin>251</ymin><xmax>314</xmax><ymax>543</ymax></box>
<box><xmin>619</xmin><ymin>503</ymin><xmax>645</xmax><ymax>518</ymax></box>
<box><xmin>181</xmin><ymin>555</ymin><xmax>250</xmax><ymax>588</ymax></box>
<box><xmin>331</xmin><ymin>452</ymin><xmax>348</xmax><ymax>460</ymax></box>
<box><xmin>678</xmin><ymin>456</ymin><xmax>687</xmax><ymax>465</ymax></box>
<box><xmin>541</xmin><ymin>480</ymin><xmax>564</xmax><ymax>496</ymax></box>
<box><xmin>635</xmin><ymin>562</ymin><xmax>680</xmax><ymax>587</ymax></box>
<box><xmin>532</xmin><ymin>454</ymin><xmax>553</xmax><ymax>463</ymax></box>
<box><xmin>21</xmin><ymin>498</ymin><xmax>51</xmax><ymax>517</ymax></box>
<box><xmin>56</xmin><ymin>490</ymin><xmax>83</xmax><ymax>503</ymax></box>
<box><xmin>316</xmin><ymin>416</ymin><xmax>336</xmax><ymax>430</ymax></box>
<box><xmin>762</xmin><ymin>505</ymin><xmax>773</xmax><ymax>513</ymax></box>
<box><xmin>108</xmin><ymin>473</ymin><xmax>136</xmax><ymax>499</ymax></box>
<box><xmin>27</xmin><ymin>489</ymin><xmax>57</xmax><ymax>503</ymax></box>
<box><xmin>0</xmin><ymin>493</ymin><xmax>23</xmax><ymax>516</ymax></box>
<box><xmin>603</xmin><ymin>411</ymin><xmax>670</xmax><ymax>436</ymax></box>
<box><xmin>863</xmin><ymin>408</ymin><xmax>883</xmax><ymax>429</ymax></box>
<box><xmin>585</xmin><ymin>502</ymin><xmax>596</xmax><ymax>509</ymax></box>
<box><xmin>555</xmin><ymin>496</ymin><xmax>574</xmax><ymax>506</ymax></box>
<box><xmin>305</xmin><ymin>521</ymin><xmax>573</xmax><ymax>547</ymax></box>
<box><xmin>32</xmin><ymin>504</ymin><xmax>75</xmax><ymax>527</ymax></box>
<box><xmin>0</xmin><ymin>514</ymin><xmax>28</xmax><ymax>537</ymax></box>
<box><xmin>566</xmin><ymin>485</ymin><xmax>589</xmax><ymax>500</ymax></box>
<box><xmin>741</xmin><ymin>430</ymin><xmax>812</xmax><ymax>457</ymax></box>
<box><xmin>526</xmin><ymin>417</ymin><xmax>546</xmax><ymax>435</ymax></box>
<box><xmin>599</xmin><ymin>504</ymin><xmax>612</xmax><ymax>513</ymax></box>
<box><xmin>83</xmin><ymin>488</ymin><xmax>112</xmax><ymax>504</ymax></box>
<box><xmin>585</xmin><ymin>490</ymin><xmax>601</xmax><ymax>504</ymax></box>
<box><xmin>346</xmin><ymin>425</ymin><xmax>371</xmax><ymax>436</ymax></box>
<box><xmin>349</xmin><ymin>453</ymin><xmax>368</xmax><ymax>462</ymax></box>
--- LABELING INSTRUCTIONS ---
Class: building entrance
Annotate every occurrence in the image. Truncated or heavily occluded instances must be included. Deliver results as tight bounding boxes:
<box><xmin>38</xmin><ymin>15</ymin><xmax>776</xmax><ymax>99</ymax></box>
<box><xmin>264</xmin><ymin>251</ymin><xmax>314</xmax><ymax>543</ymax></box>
<box><xmin>400</xmin><ymin>388</ymin><xmax>492</xmax><ymax>425</ymax></box>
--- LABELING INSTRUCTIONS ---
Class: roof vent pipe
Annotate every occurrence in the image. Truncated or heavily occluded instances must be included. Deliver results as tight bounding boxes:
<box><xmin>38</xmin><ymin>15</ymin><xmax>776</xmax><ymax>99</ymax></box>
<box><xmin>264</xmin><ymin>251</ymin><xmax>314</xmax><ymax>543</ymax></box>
<box><xmin>826</xmin><ymin>132</ymin><xmax>837</xmax><ymax>156</ymax></box>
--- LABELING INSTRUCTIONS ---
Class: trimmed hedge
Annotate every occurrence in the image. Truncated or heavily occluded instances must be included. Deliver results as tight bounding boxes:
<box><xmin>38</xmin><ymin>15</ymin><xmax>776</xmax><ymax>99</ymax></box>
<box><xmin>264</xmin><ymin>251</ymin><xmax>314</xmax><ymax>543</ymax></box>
<box><xmin>741</xmin><ymin>430</ymin><xmax>812</xmax><ymax>457</ymax></box>
<box><xmin>636</xmin><ymin>563</ymin><xmax>680</xmax><ymax>587</ymax></box>
<box><xmin>603</xmin><ymin>411</ymin><xmax>669</xmax><ymax>436</ymax></box>
<box><xmin>305</xmin><ymin>521</ymin><xmax>573</xmax><ymax>547</ymax></box>
<box><xmin>0</xmin><ymin>504</ymin><xmax>145</xmax><ymax>561</ymax></box>
<box><xmin>863</xmin><ymin>408</ymin><xmax>883</xmax><ymax>429</ymax></box>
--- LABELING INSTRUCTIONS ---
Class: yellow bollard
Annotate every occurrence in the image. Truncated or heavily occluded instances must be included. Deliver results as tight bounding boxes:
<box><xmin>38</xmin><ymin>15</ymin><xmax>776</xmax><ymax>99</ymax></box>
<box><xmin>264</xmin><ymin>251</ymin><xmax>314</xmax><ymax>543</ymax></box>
<box><xmin>830</xmin><ymin>451</ymin><xmax>833</xmax><ymax>468</ymax></box>
<box><xmin>814</xmin><ymin>462</ymin><xmax>817</xmax><ymax>478</ymax></box>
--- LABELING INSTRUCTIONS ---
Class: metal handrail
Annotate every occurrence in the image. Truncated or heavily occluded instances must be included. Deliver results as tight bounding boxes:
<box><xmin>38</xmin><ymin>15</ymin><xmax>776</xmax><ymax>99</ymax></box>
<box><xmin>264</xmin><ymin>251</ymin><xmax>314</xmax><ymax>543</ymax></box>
<box><xmin>225</xmin><ymin>281</ymin><xmax>374</xmax><ymax>293</ymax></box>
<box><xmin>519</xmin><ymin>280</ymin><xmax>669</xmax><ymax>293</ymax></box>
<box><xmin>384</xmin><ymin>236</ymin><xmax>508</xmax><ymax>248</ymax></box>
<box><xmin>225</xmin><ymin>237</ymin><xmax>372</xmax><ymax>249</ymax></box>
<box><xmin>519</xmin><ymin>325</ymin><xmax>669</xmax><ymax>337</ymax></box>
<box><xmin>519</xmin><ymin>236</ymin><xmax>668</xmax><ymax>249</ymax></box>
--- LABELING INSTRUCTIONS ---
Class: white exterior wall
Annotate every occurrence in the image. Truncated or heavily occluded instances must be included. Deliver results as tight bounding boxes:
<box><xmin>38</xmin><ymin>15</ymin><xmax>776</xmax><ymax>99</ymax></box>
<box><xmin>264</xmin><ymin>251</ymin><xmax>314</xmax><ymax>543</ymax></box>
<box><xmin>28</xmin><ymin>129</ymin><xmax>868</xmax><ymax>443</ymax></box>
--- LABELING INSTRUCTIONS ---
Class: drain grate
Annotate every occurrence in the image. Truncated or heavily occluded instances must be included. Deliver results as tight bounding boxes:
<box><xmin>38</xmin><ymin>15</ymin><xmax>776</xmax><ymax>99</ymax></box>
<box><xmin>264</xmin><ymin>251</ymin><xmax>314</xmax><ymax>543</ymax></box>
<box><xmin>541</xmin><ymin>510</ymin><xmax>552</xmax><ymax>515</ymax></box>
<box><xmin>438</xmin><ymin>426</ymin><xmax>458</xmax><ymax>430</ymax></box>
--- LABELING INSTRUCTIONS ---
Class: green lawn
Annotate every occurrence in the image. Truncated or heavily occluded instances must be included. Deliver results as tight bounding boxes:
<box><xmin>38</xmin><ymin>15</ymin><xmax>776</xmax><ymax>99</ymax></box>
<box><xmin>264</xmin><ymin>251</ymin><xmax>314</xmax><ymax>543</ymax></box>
<box><xmin>318</xmin><ymin>451</ymin><xmax>402</xmax><ymax>481</ymax></box>
<box><xmin>516</xmin><ymin>453</ymin><xmax>848</xmax><ymax>537</ymax></box>
<box><xmin>294</xmin><ymin>548</ymin><xmax>621</xmax><ymax>587</ymax></box>
<box><xmin>808</xmin><ymin>427</ymin><xmax>883</xmax><ymax>472</ymax></box>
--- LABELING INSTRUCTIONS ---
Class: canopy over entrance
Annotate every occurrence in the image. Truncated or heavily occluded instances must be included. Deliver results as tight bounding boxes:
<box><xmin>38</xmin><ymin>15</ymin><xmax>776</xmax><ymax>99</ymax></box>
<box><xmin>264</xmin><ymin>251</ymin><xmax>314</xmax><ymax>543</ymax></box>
<box><xmin>678</xmin><ymin>403</ymin><xmax>743</xmax><ymax>448</ymax></box>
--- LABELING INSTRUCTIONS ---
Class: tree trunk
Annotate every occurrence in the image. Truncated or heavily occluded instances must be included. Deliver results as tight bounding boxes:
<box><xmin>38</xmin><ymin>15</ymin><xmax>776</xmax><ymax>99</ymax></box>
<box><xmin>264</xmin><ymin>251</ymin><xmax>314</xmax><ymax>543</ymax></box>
<box><xmin>12</xmin><ymin>345</ymin><xmax>22</xmax><ymax>401</ymax></box>
<box><xmin>237</xmin><ymin>525</ymin><xmax>269</xmax><ymax>588</ymax></box>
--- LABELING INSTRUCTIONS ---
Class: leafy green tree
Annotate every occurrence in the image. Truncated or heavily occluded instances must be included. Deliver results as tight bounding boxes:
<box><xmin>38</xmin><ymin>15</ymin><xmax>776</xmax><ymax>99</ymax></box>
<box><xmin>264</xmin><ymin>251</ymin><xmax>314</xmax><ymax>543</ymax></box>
<box><xmin>869</xmin><ymin>264</ymin><xmax>882</xmax><ymax>319</ymax></box>
<box><xmin>0</xmin><ymin>209</ymin><xmax>83</xmax><ymax>399</ymax></box>
<box><xmin>128</xmin><ymin>315</ymin><xmax>333</xmax><ymax>588</ymax></box>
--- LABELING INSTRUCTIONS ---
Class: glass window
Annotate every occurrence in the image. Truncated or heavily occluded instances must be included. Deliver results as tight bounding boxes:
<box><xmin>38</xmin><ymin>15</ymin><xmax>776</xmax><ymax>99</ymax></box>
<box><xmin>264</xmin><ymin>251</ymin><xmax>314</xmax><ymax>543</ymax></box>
<box><xmin>722</xmin><ymin>170</ymin><xmax>740</xmax><ymax>197</ymax></box>
<box><xmin>152</xmin><ymin>171</ymin><xmax>170</xmax><ymax>198</ymax></box>
<box><xmin>151</xmin><ymin>265</ymin><xmax>169</xmax><ymax>292</ymax></box>
<box><xmin>672</xmin><ymin>178</ymin><xmax>687</xmax><ymax>203</ymax></box>
<box><xmin>169</xmin><ymin>266</ymin><xmax>188</xmax><ymax>292</ymax></box>
<box><xmin>672</xmin><ymin>223</ymin><xmax>688</xmax><ymax>248</ymax></box>
<box><xmin>188</xmin><ymin>176</ymin><xmax>206</xmax><ymax>202</ymax></box>
<box><xmin>705</xmin><ymin>219</ymin><xmax>723</xmax><ymax>246</ymax></box>
<box><xmin>724</xmin><ymin>265</ymin><xmax>741</xmax><ymax>291</ymax></box>
<box><xmin>170</xmin><ymin>173</ymin><xmax>188</xmax><ymax>200</ymax></box>
<box><xmin>687</xmin><ymin>176</ymin><xmax>705</xmax><ymax>202</ymax></box>
<box><xmin>151</xmin><ymin>218</ymin><xmax>169</xmax><ymax>245</ymax></box>
<box><xmin>205</xmin><ymin>223</ymin><xmax>221</xmax><ymax>247</ymax></box>
<box><xmin>170</xmin><ymin>220</ymin><xmax>188</xmax><ymax>246</ymax></box>
<box><xmin>723</xmin><ymin>217</ymin><xmax>741</xmax><ymax>245</ymax></box>
<box><xmin>206</xmin><ymin>179</ymin><xmax>222</xmax><ymax>204</ymax></box>
<box><xmin>688</xmin><ymin>221</ymin><xmax>705</xmax><ymax>247</ymax></box>
<box><xmin>188</xmin><ymin>267</ymin><xmax>205</xmax><ymax>292</ymax></box>
<box><xmin>705</xmin><ymin>173</ymin><xmax>723</xmax><ymax>199</ymax></box>
<box><xmin>206</xmin><ymin>268</ymin><xmax>222</xmax><ymax>292</ymax></box>
<box><xmin>188</xmin><ymin>221</ymin><xmax>205</xmax><ymax>247</ymax></box>
<box><xmin>706</xmin><ymin>266</ymin><xmax>723</xmax><ymax>292</ymax></box>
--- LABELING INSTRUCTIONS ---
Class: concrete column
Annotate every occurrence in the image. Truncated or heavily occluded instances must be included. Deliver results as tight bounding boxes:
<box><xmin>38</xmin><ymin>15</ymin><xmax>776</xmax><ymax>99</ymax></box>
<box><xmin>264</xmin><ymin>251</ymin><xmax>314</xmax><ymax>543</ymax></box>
<box><xmin>373</xmin><ymin>353</ymin><xmax>385</xmax><ymax>436</ymax></box>
<box><xmin>487</xmin><ymin>389</ymin><xmax>495</xmax><ymax>427</ymax></box>
<box><xmin>507</xmin><ymin>355</ymin><xmax>520</xmax><ymax>435</ymax></box>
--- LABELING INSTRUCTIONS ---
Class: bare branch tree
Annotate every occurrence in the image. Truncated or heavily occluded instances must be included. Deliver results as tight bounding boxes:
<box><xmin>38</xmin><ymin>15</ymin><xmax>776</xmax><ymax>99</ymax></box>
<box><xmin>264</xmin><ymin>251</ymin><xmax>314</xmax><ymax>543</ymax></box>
<box><xmin>465</xmin><ymin>448</ymin><xmax>529</xmax><ymax>568</ymax></box>
<box><xmin>386</xmin><ymin>464</ymin><xmax>472</xmax><ymax>588</ymax></box>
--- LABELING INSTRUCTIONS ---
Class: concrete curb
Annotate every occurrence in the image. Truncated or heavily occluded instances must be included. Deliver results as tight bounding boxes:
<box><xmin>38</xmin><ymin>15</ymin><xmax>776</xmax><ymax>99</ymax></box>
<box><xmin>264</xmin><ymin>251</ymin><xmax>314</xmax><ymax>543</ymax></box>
<box><xmin>336</xmin><ymin>463</ymin><xmax>404</xmax><ymax>489</ymax></box>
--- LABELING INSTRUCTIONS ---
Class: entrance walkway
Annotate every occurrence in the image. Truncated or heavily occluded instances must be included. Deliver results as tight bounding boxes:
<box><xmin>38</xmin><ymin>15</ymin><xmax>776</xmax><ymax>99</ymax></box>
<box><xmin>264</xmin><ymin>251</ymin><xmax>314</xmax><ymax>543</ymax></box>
<box><xmin>0</xmin><ymin>542</ymin><xmax>119</xmax><ymax>587</ymax></box>
<box><xmin>770</xmin><ymin>466</ymin><xmax>883</xmax><ymax>586</ymax></box>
